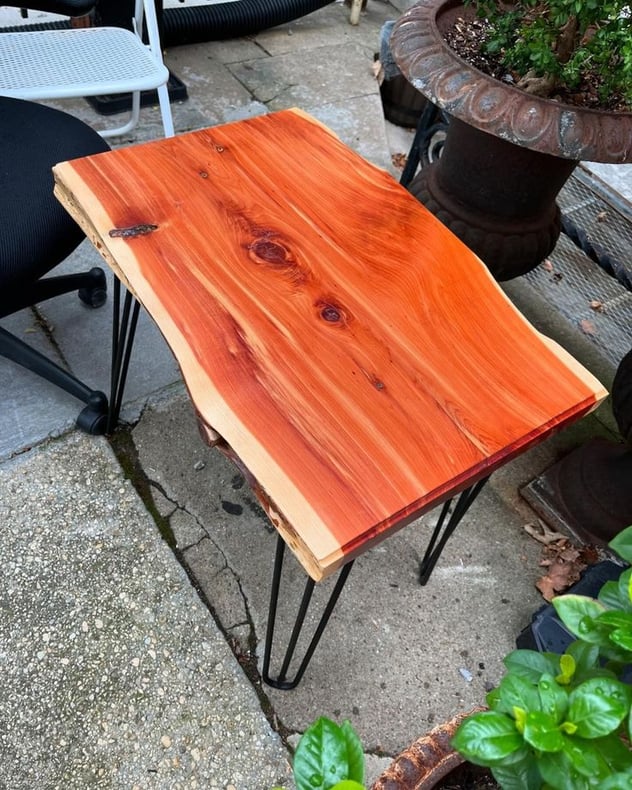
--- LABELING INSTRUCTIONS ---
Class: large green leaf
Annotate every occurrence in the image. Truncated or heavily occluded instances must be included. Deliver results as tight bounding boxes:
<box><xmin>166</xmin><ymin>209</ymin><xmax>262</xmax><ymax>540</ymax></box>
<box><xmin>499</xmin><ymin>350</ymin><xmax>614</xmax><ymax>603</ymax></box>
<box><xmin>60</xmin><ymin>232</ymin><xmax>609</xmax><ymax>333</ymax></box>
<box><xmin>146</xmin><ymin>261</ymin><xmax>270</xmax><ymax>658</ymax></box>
<box><xmin>590</xmin><ymin>733</ymin><xmax>632</xmax><ymax>773</ymax></box>
<box><xmin>494</xmin><ymin>673</ymin><xmax>540</xmax><ymax>716</ymax></box>
<box><xmin>537</xmin><ymin>674</ymin><xmax>569</xmax><ymax>723</ymax></box>
<box><xmin>601</xmin><ymin>773</ymin><xmax>632</xmax><ymax>789</ymax></box>
<box><xmin>567</xmin><ymin>678</ymin><xmax>629</xmax><ymax>738</ymax></box>
<box><xmin>552</xmin><ymin>595</ymin><xmax>607</xmax><ymax>639</ymax></box>
<box><xmin>490</xmin><ymin>753</ymin><xmax>541</xmax><ymax>790</ymax></box>
<box><xmin>523</xmin><ymin>711</ymin><xmax>564</xmax><ymax>752</ymax></box>
<box><xmin>293</xmin><ymin>717</ymin><xmax>364</xmax><ymax>790</ymax></box>
<box><xmin>564</xmin><ymin>641</ymin><xmax>601</xmax><ymax>684</ymax></box>
<box><xmin>538</xmin><ymin>750</ymin><xmax>592</xmax><ymax>790</ymax></box>
<box><xmin>559</xmin><ymin>734</ymin><xmax>613</xmax><ymax>778</ymax></box>
<box><xmin>610</xmin><ymin>629</ymin><xmax>632</xmax><ymax>652</ymax></box>
<box><xmin>599</xmin><ymin>578</ymin><xmax>632</xmax><ymax>612</ymax></box>
<box><xmin>503</xmin><ymin>649</ymin><xmax>560</xmax><ymax>683</ymax></box>
<box><xmin>618</xmin><ymin>568</ymin><xmax>632</xmax><ymax>608</ymax></box>
<box><xmin>451</xmin><ymin>711</ymin><xmax>523</xmax><ymax>765</ymax></box>
<box><xmin>609</xmin><ymin>525</ymin><xmax>632</xmax><ymax>564</ymax></box>
<box><xmin>340</xmin><ymin>721</ymin><xmax>364</xmax><ymax>785</ymax></box>
<box><xmin>595</xmin><ymin>611</ymin><xmax>632</xmax><ymax>631</ymax></box>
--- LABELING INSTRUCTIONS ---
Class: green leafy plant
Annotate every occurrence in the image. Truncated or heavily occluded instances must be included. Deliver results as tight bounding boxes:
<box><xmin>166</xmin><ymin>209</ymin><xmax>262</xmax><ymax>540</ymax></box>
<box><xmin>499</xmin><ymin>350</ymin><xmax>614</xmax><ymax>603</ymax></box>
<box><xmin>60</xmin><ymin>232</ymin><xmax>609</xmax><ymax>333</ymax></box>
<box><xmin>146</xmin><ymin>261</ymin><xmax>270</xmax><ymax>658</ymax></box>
<box><xmin>273</xmin><ymin>716</ymin><xmax>366</xmax><ymax>790</ymax></box>
<box><xmin>470</xmin><ymin>0</ymin><xmax>632</xmax><ymax>108</ymax></box>
<box><xmin>452</xmin><ymin>525</ymin><xmax>632</xmax><ymax>789</ymax></box>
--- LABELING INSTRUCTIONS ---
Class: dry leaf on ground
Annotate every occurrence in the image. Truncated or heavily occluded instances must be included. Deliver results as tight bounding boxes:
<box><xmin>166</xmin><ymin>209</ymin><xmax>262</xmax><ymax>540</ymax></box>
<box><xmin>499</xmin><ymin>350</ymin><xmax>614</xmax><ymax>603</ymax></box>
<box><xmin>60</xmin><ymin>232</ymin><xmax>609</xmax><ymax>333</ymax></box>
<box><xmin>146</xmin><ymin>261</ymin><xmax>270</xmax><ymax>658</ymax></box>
<box><xmin>391</xmin><ymin>153</ymin><xmax>408</xmax><ymax>170</ymax></box>
<box><xmin>525</xmin><ymin>522</ymin><xmax>600</xmax><ymax>601</ymax></box>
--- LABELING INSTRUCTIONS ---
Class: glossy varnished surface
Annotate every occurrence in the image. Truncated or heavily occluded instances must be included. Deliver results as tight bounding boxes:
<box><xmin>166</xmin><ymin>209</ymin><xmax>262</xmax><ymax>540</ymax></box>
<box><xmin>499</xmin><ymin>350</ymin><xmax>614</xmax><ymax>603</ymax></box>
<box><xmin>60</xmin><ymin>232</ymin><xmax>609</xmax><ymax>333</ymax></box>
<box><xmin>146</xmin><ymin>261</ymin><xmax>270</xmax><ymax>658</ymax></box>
<box><xmin>54</xmin><ymin>109</ymin><xmax>606</xmax><ymax>579</ymax></box>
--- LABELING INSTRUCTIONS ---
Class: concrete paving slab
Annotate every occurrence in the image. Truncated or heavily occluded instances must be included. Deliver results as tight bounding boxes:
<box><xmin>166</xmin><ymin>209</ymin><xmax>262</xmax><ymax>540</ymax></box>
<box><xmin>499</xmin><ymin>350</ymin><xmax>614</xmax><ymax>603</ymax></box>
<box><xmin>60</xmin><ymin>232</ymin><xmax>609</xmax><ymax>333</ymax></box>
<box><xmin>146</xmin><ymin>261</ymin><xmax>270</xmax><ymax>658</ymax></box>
<box><xmin>0</xmin><ymin>310</ymin><xmax>80</xmax><ymax>460</ymax></box>
<box><xmin>166</xmin><ymin>45</ymin><xmax>268</xmax><ymax>125</ymax></box>
<box><xmin>0</xmin><ymin>433</ymin><xmax>292</xmax><ymax>789</ymax></box>
<box><xmin>129</xmin><ymin>392</ymin><xmax>545</xmax><ymax>756</ymax></box>
<box><xmin>304</xmin><ymin>94</ymin><xmax>395</xmax><ymax>172</ymax></box>
<box><xmin>229</xmin><ymin>42</ymin><xmax>378</xmax><ymax>110</ymax></box>
<box><xmin>250</xmin><ymin>1</ymin><xmax>394</xmax><ymax>56</ymax></box>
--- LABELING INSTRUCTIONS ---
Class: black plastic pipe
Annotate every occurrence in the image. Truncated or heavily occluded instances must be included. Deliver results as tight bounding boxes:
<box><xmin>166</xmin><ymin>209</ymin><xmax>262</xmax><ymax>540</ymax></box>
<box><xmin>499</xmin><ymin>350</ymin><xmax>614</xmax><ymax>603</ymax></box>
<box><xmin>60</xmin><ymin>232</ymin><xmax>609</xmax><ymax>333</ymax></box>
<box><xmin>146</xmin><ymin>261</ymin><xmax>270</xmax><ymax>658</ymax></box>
<box><xmin>0</xmin><ymin>0</ymin><xmax>336</xmax><ymax>45</ymax></box>
<box><xmin>160</xmin><ymin>0</ymin><xmax>335</xmax><ymax>46</ymax></box>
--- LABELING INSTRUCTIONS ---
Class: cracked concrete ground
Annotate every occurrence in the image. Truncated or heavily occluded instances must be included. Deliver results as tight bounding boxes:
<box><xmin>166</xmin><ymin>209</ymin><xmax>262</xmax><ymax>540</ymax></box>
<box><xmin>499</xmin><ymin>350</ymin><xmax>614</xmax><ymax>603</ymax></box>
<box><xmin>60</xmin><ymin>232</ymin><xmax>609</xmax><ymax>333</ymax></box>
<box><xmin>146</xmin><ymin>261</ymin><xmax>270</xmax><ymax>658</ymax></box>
<box><xmin>118</xmin><ymin>391</ymin><xmax>584</xmax><ymax>758</ymax></box>
<box><xmin>1</xmin><ymin>0</ymin><xmax>630</xmax><ymax>784</ymax></box>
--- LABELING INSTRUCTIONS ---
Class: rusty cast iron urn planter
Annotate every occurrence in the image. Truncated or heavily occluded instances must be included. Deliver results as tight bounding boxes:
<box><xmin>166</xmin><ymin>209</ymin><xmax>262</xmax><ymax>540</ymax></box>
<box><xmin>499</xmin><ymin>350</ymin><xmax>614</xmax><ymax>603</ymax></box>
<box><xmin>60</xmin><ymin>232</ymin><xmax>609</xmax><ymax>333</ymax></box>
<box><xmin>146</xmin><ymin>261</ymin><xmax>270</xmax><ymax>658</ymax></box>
<box><xmin>390</xmin><ymin>0</ymin><xmax>632</xmax><ymax>281</ymax></box>
<box><xmin>370</xmin><ymin>711</ymin><xmax>488</xmax><ymax>790</ymax></box>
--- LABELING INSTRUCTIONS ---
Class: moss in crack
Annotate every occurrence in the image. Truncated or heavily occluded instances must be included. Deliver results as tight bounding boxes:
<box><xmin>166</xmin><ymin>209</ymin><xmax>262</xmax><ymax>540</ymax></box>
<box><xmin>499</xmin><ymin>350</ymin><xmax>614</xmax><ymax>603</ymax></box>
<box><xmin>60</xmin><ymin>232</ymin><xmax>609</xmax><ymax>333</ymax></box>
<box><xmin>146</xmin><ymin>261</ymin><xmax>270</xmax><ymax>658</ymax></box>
<box><xmin>107</xmin><ymin>423</ymin><xmax>293</xmax><ymax>747</ymax></box>
<box><xmin>108</xmin><ymin>425</ymin><xmax>177</xmax><ymax>551</ymax></box>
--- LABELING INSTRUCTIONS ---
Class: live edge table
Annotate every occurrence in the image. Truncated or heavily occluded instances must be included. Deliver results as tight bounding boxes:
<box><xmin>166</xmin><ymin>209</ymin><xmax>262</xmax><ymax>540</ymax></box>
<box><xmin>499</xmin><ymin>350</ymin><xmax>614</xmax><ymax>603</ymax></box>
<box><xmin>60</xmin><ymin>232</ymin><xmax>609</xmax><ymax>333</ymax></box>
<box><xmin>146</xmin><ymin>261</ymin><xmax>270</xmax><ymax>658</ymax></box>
<box><xmin>53</xmin><ymin>109</ymin><xmax>606</xmax><ymax>689</ymax></box>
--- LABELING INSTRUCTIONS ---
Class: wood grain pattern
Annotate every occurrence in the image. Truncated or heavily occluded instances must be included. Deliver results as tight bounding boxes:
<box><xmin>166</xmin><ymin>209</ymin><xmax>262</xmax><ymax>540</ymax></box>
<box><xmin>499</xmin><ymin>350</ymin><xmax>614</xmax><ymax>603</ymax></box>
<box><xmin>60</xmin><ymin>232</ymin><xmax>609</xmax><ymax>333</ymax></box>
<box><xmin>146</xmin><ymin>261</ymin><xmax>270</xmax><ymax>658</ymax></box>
<box><xmin>54</xmin><ymin>109</ymin><xmax>607</xmax><ymax>580</ymax></box>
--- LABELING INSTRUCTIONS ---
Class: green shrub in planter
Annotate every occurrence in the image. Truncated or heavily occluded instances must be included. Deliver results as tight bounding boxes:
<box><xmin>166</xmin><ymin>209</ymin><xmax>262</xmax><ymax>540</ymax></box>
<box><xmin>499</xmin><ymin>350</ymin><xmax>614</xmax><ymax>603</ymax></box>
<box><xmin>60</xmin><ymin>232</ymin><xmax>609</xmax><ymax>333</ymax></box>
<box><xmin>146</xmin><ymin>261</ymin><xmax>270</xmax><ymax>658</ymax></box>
<box><xmin>452</xmin><ymin>525</ymin><xmax>632</xmax><ymax>789</ymax></box>
<box><xmin>469</xmin><ymin>0</ymin><xmax>632</xmax><ymax>107</ymax></box>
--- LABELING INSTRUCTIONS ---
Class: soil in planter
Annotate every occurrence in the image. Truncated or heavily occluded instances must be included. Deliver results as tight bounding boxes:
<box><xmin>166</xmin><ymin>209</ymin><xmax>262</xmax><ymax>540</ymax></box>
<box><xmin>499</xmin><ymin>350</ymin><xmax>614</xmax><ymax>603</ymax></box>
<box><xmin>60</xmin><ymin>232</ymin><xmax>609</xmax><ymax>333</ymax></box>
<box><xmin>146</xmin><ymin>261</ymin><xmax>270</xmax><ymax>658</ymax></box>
<box><xmin>436</xmin><ymin>763</ymin><xmax>500</xmax><ymax>789</ymax></box>
<box><xmin>445</xmin><ymin>16</ymin><xmax>630</xmax><ymax>112</ymax></box>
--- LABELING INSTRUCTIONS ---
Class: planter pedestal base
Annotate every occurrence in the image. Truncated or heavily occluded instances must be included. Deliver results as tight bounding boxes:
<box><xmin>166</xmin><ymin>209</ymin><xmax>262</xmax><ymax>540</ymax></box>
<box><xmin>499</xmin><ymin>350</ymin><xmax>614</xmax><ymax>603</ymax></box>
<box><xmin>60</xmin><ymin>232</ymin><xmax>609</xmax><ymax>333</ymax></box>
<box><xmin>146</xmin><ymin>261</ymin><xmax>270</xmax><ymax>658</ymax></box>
<box><xmin>522</xmin><ymin>437</ymin><xmax>632</xmax><ymax>547</ymax></box>
<box><xmin>522</xmin><ymin>349</ymin><xmax>632</xmax><ymax>546</ymax></box>
<box><xmin>408</xmin><ymin>118</ymin><xmax>576</xmax><ymax>281</ymax></box>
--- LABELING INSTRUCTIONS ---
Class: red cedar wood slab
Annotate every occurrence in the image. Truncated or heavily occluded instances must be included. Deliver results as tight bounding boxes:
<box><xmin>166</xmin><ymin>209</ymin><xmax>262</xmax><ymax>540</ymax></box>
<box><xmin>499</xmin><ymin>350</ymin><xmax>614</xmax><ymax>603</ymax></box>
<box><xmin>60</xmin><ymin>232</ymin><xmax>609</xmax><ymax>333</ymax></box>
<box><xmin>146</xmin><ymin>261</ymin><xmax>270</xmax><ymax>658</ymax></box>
<box><xmin>53</xmin><ymin>109</ymin><xmax>607</xmax><ymax>581</ymax></box>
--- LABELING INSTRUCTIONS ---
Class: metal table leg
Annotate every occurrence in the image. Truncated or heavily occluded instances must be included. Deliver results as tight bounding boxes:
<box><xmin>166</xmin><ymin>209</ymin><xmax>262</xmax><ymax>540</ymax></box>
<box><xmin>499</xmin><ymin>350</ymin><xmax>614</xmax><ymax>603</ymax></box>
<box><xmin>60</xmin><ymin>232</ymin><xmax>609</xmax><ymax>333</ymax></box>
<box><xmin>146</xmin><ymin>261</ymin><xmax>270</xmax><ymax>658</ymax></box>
<box><xmin>262</xmin><ymin>535</ymin><xmax>354</xmax><ymax>690</ymax></box>
<box><xmin>419</xmin><ymin>476</ymin><xmax>489</xmax><ymax>585</ymax></box>
<box><xmin>106</xmin><ymin>278</ymin><xmax>141</xmax><ymax>433</ymax></box>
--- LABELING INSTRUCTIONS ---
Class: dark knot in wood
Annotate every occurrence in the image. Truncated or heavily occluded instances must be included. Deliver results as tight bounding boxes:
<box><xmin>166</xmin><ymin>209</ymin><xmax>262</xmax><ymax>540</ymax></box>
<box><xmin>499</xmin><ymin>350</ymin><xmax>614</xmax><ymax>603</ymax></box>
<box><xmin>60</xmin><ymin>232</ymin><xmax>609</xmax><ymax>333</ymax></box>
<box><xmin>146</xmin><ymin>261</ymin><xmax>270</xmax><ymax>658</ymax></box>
<box><xmin>316</xmin><ymin>299</ymin><xmax>348</xmax><ymax>327</ymax></box>
<box><xmin>250</xmin><ymin>239</ymin><xmax>287</xmax><ymax>265</ymax></box>
<box><xmin>321</xmin><ymin>305</ymin><xmax>341</xmax><ymax>322</ymax></box>
<box><xmin>249</xmin><ymin>239</ymin><xmax>290</xmax><ymax>266</ymax></box>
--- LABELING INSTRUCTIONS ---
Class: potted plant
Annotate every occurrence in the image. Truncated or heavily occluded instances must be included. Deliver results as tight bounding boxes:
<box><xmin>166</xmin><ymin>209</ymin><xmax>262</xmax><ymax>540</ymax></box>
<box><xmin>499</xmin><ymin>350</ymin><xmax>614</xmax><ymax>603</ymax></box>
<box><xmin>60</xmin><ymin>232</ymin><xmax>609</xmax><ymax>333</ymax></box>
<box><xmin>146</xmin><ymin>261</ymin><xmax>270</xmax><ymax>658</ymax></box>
<box><xmin>283</xmin><ymin>527</ymin><xmax>632</xmax><ymax>789</ymax></box>
<box><xmin>371</xmin><ymin>524</ymin><xmax>632</xmax><ymax>789</ymax></box>
<box><xmin>273</xmin><ymin>716</ymin><xmax>366</xmax><ymax>790</ymax></box>
<box><xmin>389</xmin><ymin>0</ymin><xmax>632</xmax><ymax>280</ymax></box>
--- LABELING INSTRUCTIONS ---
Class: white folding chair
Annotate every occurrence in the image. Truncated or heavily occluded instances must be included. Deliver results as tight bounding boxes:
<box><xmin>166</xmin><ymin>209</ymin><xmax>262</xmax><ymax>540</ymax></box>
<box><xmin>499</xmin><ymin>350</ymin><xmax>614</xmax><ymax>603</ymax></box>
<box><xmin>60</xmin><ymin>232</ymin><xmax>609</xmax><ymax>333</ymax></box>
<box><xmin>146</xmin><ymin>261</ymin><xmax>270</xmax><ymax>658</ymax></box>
<box><xmin>0</xmin><ymin>0</ymin><xmax>175</xmax><ymax>138</ymax></box>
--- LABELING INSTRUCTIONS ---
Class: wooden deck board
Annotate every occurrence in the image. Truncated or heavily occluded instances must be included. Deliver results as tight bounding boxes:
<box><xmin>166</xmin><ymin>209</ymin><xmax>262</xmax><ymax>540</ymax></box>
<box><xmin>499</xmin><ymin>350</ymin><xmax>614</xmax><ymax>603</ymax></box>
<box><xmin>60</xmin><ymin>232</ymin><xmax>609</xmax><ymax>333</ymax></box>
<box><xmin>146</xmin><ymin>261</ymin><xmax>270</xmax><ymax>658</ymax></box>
<box><xmin>54</xmin><ymin>109</ymin><xmax>607</xmax><ymax>580</ymax></box>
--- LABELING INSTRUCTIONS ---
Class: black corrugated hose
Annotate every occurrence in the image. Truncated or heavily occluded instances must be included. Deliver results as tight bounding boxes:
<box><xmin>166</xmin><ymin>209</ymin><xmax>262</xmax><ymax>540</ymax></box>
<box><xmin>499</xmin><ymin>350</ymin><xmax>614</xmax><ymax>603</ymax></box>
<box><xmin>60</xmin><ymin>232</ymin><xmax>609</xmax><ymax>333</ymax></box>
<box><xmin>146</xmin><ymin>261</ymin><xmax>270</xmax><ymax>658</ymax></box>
<box><xmin>161</xmin><ymin>0</ymin><xmax>335</xmax><ymax>46</ymax></box>
<box><xmin>0</xmin><ymin>0</ymin><xmax>336</xmax><ymax>43</ymax></box>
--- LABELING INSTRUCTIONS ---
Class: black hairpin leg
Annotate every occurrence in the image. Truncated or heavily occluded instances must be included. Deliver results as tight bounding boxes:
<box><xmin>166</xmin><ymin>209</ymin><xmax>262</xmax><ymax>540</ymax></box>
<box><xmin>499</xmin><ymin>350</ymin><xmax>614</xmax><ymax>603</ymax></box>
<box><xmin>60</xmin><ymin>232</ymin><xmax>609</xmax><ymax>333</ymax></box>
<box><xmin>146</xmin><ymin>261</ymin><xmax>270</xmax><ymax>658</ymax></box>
<box><xmin>262</xmin><ymin>536</ymin><xmax>354</xmax><ymax>690</ymax></box>
<box><xmin>106</xmin><ymin>278</ymin><xmax>141</xmax><ymax>434</ymax></box>
<box><xmin>419</xmin><ymin>476</ymin><xmax>490</xmax><ymax>585</ymax></box>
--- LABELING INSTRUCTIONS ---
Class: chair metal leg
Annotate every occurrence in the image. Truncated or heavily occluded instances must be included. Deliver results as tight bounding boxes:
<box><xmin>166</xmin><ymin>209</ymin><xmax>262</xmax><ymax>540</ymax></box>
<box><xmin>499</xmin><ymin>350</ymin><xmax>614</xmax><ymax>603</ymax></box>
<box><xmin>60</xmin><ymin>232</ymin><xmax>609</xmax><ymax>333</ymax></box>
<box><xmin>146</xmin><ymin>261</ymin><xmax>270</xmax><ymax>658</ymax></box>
<box><xmin>106</xmin><ymin>278</ymin><xmax>140</xmax><ymax>433</ymax></box>
<box><xmin>262</xmin><ymin>535</ymin><xmax>354</xmax><ymax>690</ymax></box>
<box><xmin>156</xmin><ymin>81</ymin><xmax>175</xmax><ymax>137</ymax></box>
<box><xmin>419</xmin><ymin>476</ymin><xmax>489</xmax><ymax>585</ymax></box>
<box><xmin>400</xmin><ymin>102</ymin><xmax>449</xmax><ymax>189</ymax></box>
<box><xmin>0</xmin><ymin>324</ymin><xmax>108</xmax><ymax>434</ymax></box>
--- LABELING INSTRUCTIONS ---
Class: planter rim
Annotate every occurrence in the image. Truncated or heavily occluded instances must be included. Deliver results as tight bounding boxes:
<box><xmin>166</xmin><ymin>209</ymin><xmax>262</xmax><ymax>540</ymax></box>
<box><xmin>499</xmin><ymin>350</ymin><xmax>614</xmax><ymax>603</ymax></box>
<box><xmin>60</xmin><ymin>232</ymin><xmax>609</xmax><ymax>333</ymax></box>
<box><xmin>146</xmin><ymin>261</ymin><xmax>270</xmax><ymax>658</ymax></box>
<box><xmin>391</xmin><ymin>0</ymin><xmax>632</xmax><ymax>163</ymax></box>
<box><xmin>370</xmin><ymin>709</ymin><xmax>485</xmax><ymax>790</ymax></box>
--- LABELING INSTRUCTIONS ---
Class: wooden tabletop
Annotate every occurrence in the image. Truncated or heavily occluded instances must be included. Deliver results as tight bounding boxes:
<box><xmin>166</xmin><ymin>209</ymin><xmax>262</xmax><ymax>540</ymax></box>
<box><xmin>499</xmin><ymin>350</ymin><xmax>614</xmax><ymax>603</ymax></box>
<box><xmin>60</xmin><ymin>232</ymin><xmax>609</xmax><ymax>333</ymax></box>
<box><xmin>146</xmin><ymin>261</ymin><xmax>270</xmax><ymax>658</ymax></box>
<box><xmin>54</xmin><ymin>109</ymin><xmax>607</xmax><ymax>580</ymax></box>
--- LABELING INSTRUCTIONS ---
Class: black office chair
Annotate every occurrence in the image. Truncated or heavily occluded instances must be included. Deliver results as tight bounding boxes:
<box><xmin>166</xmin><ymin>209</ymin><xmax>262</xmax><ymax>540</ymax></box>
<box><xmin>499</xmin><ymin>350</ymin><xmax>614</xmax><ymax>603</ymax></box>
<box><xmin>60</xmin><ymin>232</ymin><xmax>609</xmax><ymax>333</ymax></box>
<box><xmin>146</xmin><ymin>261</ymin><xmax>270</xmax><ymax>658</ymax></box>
<box><xmin>0</xmin><ymin>96</ymin><xmax>111</xmax><ymax>433</ymax></box>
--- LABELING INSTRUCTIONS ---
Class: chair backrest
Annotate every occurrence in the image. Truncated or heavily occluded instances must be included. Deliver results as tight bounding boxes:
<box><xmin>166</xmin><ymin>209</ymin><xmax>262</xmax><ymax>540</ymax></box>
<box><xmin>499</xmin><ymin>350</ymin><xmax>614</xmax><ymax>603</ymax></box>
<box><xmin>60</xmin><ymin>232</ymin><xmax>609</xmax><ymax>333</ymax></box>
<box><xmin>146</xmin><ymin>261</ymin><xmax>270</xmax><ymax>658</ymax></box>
<box><xmin>132</xmin><ymin>0</ymin><xmax>163</xmax><ymax>65</ymax></box>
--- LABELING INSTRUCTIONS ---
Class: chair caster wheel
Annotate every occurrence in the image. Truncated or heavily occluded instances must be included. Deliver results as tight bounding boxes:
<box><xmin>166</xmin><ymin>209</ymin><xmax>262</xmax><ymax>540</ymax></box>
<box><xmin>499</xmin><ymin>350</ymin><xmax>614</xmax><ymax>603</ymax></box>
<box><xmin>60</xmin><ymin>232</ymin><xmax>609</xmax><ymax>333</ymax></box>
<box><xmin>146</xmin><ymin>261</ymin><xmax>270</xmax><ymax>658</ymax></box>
<box><xmin>76</xmin><ymin>390</ymin><xmax>109</xmax><ymax>435</ymax></box>
<box><xmin>79</xmin><ymin>267</ymin><xmax>107</xmax><ymax>308</ymax></box>
<box><xmin>76</xmin><ymin>407</ymin><xmax>108</xmax><ymax>435</ymax></box>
